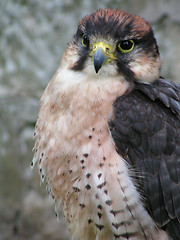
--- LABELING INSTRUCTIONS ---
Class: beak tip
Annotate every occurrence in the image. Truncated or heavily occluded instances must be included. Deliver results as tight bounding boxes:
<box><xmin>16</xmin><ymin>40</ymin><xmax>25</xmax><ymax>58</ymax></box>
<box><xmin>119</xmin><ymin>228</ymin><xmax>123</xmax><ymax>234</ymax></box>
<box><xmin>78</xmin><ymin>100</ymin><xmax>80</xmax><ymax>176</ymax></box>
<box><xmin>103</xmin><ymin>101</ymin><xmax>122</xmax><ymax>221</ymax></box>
<box><xmin>94</xmin><ymin>65</ymin><xmax>100</xmax><ymax>74</ymax></box>
<box><xmin>93</xmin><ymin>48</ymin><xmax>107</xmax><ymax>74</ymax></box>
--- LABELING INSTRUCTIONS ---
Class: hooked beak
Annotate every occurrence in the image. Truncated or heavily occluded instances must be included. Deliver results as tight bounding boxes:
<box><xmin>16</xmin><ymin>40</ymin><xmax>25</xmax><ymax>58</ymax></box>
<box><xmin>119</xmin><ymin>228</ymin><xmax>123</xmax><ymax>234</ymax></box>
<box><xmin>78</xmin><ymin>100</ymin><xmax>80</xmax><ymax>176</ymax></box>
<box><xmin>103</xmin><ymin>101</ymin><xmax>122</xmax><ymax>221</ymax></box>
<box><xmin>90</xmin><ymin>42</ymin><xmax>116</xmax><ymax>73</ymax></box>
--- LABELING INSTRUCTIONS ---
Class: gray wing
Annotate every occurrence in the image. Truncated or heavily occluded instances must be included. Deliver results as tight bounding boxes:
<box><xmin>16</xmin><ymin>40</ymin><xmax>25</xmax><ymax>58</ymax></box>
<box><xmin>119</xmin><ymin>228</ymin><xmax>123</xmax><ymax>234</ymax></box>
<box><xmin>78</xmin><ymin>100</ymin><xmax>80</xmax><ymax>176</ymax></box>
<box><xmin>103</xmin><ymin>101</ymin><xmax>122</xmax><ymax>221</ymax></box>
<box><xmin>109</xmin><ymin>78</ymin><xmax>180</xmax><ymax>240</ymax></box>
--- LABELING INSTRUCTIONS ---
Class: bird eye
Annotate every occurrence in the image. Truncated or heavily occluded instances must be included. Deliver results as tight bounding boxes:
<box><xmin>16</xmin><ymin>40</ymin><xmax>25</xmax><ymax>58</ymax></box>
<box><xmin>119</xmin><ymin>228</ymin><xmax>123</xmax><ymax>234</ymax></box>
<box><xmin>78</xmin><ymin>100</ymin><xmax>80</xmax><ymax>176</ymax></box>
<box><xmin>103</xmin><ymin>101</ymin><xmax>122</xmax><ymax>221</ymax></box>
<box><xmin>82</xmin><ymin>34</ymin><xmax>89</xmax><ymax>47</ymax></box>
<box><xmin>118</xmin><ymin>40</ymin><xmax>134</xmax><ymax>53</ymax></box>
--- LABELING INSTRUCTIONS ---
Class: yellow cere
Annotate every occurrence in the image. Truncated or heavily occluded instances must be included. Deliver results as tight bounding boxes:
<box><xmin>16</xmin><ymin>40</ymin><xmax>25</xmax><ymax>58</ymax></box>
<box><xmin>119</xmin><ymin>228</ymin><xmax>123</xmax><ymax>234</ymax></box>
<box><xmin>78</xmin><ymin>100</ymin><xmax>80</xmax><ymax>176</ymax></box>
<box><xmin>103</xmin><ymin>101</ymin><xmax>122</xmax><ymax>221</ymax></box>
<box><xmin>90</xmin><ymin>42</ymin><xmax>117</xmax><ymax>62</ymax></box>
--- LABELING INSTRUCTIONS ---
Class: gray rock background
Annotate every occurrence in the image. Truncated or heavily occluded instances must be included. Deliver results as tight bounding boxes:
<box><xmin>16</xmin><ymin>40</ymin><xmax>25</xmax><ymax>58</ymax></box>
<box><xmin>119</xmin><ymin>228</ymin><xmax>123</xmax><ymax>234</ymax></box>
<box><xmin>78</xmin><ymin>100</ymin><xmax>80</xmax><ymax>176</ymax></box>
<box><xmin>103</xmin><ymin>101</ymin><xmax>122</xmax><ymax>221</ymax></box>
<box><xmin>0</xmin><ymin>0</ymin><xmax>180</xmax><ymax>239</ymax></box>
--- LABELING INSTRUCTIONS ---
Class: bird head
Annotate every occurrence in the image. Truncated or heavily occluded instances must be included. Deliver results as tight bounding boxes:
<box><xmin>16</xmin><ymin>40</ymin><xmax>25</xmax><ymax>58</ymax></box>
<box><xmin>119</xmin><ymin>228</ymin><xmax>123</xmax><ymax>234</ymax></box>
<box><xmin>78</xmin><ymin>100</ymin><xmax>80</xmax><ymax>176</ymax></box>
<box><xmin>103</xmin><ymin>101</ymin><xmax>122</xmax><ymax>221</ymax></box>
<box><xmin>66</xmin><ymin>9</ymin><xmax>161</xmax><ymax>83</ymax></box>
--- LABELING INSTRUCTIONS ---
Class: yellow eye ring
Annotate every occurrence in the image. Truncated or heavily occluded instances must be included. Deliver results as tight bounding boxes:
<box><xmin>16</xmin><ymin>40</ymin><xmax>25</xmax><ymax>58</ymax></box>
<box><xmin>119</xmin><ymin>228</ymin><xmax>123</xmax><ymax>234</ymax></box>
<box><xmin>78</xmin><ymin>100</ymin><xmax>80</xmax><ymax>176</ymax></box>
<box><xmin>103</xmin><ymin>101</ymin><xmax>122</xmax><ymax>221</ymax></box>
<box><xmin>118</xmin><ymin>40</ymin><xmax>134</xmax><ymax>53</ymax></box>
<box><xmin>82</xmin><ymin>34</ymin><xmax>89</xmax><ymax>47</ymax></box>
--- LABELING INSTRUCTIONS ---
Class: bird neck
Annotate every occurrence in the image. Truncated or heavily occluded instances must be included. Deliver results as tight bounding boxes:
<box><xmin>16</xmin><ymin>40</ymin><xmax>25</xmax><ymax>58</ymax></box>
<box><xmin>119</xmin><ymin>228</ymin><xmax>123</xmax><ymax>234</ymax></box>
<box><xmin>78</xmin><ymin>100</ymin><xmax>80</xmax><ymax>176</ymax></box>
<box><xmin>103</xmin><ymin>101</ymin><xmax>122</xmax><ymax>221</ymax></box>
<box><xmin>51</xmin><ymin>66</ymin><xmax>131</xmax><ymax>115</ymax></box>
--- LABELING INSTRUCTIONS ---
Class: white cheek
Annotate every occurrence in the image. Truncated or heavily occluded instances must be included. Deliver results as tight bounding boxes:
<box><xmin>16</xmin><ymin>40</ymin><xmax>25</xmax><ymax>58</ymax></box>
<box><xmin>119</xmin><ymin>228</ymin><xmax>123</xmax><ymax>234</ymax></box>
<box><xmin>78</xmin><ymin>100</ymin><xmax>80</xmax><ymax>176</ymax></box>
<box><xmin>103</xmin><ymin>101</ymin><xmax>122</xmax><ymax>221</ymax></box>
<box><xmin>130</xmin><ymin>57</ymin><xmax>161</xmax><ymax>83</ymax></box>
<box><xmin>55</xmin><ymin>67</ymin><xmax>85</xmax><ymax>91</ymax></box>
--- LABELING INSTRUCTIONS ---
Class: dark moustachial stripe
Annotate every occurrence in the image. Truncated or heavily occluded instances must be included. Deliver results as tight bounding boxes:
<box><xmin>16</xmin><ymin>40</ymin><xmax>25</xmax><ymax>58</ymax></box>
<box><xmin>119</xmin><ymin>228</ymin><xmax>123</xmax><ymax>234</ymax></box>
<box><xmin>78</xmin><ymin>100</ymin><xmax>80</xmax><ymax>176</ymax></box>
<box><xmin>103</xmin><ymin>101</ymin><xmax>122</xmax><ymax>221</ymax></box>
<box><xmin>70</xmin><ymin>36</ymin><xmax>89</xmax><ymax>71</ymax></box>
<box><xmin>116</xmin><ymin>59</ymin><xmax>136</xmax><ymax>82</ymax></box>
<box><xmin>71</xmin><ymin>52</ymin><xmax>88</xmax><ymax>71</ymax></box>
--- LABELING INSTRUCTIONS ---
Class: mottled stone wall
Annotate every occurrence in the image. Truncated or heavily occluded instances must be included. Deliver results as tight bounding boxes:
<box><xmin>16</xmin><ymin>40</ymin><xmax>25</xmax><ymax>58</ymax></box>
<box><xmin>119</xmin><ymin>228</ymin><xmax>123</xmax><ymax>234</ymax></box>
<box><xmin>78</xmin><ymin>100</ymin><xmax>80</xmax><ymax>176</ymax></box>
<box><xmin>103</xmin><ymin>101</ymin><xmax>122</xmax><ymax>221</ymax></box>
<box><xmin>0</xmin><ymin>0</ymin><xmax>180</xmax><ymax>239</ymax></box>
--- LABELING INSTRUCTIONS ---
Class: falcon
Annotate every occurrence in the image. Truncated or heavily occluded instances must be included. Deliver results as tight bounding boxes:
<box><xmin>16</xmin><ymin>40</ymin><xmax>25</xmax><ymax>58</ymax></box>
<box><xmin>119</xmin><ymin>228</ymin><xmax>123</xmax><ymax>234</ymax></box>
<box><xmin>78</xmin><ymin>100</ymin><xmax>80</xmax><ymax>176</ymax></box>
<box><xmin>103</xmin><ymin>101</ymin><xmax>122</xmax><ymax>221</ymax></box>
<box><xmin>32</xmin><ymin>9</ymin><xmax>180</xmax><ymax>240</ymax></box>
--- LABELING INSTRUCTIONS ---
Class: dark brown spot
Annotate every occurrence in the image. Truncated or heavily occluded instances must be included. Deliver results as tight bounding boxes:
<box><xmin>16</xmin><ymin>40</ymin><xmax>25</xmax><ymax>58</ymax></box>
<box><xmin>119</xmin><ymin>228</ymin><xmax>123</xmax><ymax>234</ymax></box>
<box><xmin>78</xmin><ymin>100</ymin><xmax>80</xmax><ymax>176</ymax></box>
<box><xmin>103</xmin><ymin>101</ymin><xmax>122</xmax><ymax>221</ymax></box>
<box><xmin>117</xmin><ymin>171</ymin><xmax>123</xmax><ymax>175</ymax></box>
<box><xmin>97</xmin><ymin>205</ymin><xmax>102</xmax><ymax>210</ymax></box>
<box><xmin>41</xmin><ymin>153</ymin><xmax>44</xmax><ymax>157</ymax></box>
<box><xmin>105</xmin><ymin>200</ymin><xmax>112</xmax><ymax>206</ymax></box>
<box><xmin>98</xmin><ymin>143</ymin><xmax>101</xmax><ymax>147</ymax></box>
<box><xmin>80</xmin><ymin>159</ymin><xmax>84</xmax><ymax>164</ymax></box>
<box><xmin>97</xmin><ymin>212</ymin><xmax>102</xmax><ymax>219</ymax></box>
<box><xmin>103</xmin><ymin>156</ymin><xmax>106</xmax><ymax>161</ymax></box>
<box><xmin>83</xmin><ymin>153</ymin><xmax>89</xmax><ymax>158</ymax></box>
<box><xmin>76</xmin><ymin>155</ymin><xmax>78</xmax><ymax>159</ymax></box>
<box><xmin>88</xmin><ymin>219</ymin><xmax>93</xmax><ymax>224</ymax></box>
<box><xmin>42</xmin><ymin>175</ymin><xmax>44</xmax><ymax>179</ymax></box>
<box><xmin>85</xmin><ymin>184</ymin><xmax>91</xmax><ymax>190</ymax></box>
<box><xmin>98</xmin><ymin>173</ymin><xmax>102</xmax><ymax>179</ymax></box>
<box><xmin>97</xmin><ymin>181</ymin><xmax>106</xmax><ymax>189</ymax></box>
<box><xmin>86</xmin><ymin>173</ymin><xmax>91</xmax><ymax>178</ymax></box>
<box><xmin>110</xmin><ymin>210</ymin><xmax>123</xmax><ymax>216</ymax></box>
<box><xmin>99</xmin><ymin>163</ymin><xmax>104</xmax><ymax>167</ymax></box>
<box><xmin>79</xmin><ymin>203</ymin><xmax>85</xmax><ymax>209</ymax></box>
<box><xmin>39</xmin><ymin>158</ymin><xmax>41</xmax><ymax>164</ymax></box>
<box><xmin>31</xmin><ymin>162</ymin><xmax>33</xmax><ymax>166</ymax></box>
<box><xmin>104</xmin><ymin>190</ymin><xmax>108</xmax><ymax>195</ymax></box>
<box><xmin>82</xmin><ymin>166</ymin><xmax>85</xmax><ymax>169</ymax></box>
<box><xmin>69</xmin><ymin>170</ymin><xmax>72</xmax><ymax>174</ymax></box>
<box><xmin>40</xmin><ymin>168</ymin><xmax>42</xmax><ymax>172</ymax></box>
<box><xmin>95</xmin><ymin>194</ymin><xmax>99</xmax><ymax>199</ymax></box>
<box><xmin>95</xmin><ymin>224</ymin><xmax>104</xmax><ymax>231</ymax></box>
<box><xmin>73</xmin><ymin>187</ymin><xmax>80</xmax><ymax>192</ymax></box>
<box><xmin>92</xmin><ymin>128</ymin><xmax>95</xmax><ymax>131</ymax></box>
<box><xmin>112</xmin><ymin>222</ymin><xmax>122</xmax><ymax>230</ymax></box>
<box><xmin>89</xmin><ymin>135</ymin><xmax>92</xmax><ymax>139</ymax></box>
<box><xmin>114</xmin><ymin>234</ymin><xmax>120</xmax><ymax>239</ymax></box>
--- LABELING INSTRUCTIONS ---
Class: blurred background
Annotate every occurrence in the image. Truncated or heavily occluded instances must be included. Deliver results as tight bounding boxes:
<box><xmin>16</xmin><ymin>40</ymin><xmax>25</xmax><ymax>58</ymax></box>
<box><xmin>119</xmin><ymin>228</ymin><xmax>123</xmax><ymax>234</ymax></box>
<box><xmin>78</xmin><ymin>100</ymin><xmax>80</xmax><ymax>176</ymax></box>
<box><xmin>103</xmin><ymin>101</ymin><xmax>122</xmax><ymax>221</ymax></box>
<box><xmin>0</xmin><ymin>0</ymin><xmax>180</xmax><ymax>239</ymax></box>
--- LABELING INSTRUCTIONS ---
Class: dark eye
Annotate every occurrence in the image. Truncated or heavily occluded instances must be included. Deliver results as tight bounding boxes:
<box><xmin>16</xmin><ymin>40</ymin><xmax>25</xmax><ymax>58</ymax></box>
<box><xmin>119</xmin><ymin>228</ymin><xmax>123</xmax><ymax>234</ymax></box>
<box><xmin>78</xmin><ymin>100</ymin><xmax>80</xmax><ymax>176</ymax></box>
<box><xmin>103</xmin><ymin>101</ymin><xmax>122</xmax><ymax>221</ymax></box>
<box><xmin>118</xmin><ymin>40</ymin><xmax>134</xmax><ymax>53</ymax></box>
<box><xmin>82</xmin><ymin>34</ymin><xmax>89</xmax><ymax>48</ymax></box>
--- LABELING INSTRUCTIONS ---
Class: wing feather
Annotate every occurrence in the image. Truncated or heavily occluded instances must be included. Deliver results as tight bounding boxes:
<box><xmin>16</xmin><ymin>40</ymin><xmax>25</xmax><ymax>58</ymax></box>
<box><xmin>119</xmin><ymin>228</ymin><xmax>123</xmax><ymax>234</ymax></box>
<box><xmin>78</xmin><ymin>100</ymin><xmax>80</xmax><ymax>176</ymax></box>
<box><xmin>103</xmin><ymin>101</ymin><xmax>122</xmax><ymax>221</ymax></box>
<box><xmin>109</xmin><ymin>78</ymin><xmax>180</xmax><ymax>239</ymax></box>
<box><xmin>160</xmin><ymin>158</ymin><xmax>175</xmax><ymax>218</ymax></box>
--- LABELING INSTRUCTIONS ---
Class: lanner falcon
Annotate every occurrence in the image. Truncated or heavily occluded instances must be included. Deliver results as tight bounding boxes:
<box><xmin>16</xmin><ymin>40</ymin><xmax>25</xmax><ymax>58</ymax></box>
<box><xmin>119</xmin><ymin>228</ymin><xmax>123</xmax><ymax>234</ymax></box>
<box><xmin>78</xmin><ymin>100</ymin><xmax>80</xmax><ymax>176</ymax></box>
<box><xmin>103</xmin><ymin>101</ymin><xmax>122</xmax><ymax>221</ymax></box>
<box><xmin>32</xmin><ymin>9</ymin><xmax>180</xmax><ymax>240</ymax></box>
